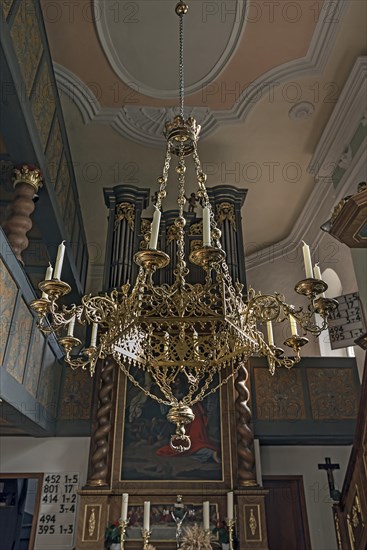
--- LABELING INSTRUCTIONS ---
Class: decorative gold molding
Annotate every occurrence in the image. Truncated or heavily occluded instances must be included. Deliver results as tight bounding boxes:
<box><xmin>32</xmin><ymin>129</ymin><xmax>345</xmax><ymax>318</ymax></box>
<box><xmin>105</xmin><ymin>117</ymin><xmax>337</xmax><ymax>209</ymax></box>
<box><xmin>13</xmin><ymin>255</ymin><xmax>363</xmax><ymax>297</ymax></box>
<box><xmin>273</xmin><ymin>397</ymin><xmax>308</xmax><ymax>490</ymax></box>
<box><xmin>334</xmin><ymin>513</ymin><xmax>342</xmax><ymax>550</ymax></box>
<box><xmin>244</xmin><ymin>504</ymin><xmax>262</xmax><ymax>542</ymax></box>
<box><xmin>217</xmin><ymin>202</ymin><xmax>236</xmax><ymax>231</ymax></box>
<box><xmin>249</xmin><ymin>508</ymin><xmax>257</xmax><ymax>536</ymax></box>
<box><xmin>167</xmin><ymin>224</ymin><xmax>180</xmax><ymax>243</ymax></box>
<box><xmin>355</xmin><ymin>484</ymin><xmax>364</xmax><ymax>523</ymax></box>
<box><xmin>189</xmin><ymin>220</ymin><xmax>203</xmax><ymax>236</ymax></box>
<box><xmin>82</xmin><ymin>504</ymin><xmax>102</xmax><ymax>542</ymax></box>
<box><xmin>347</xmin><ymin>513</ymin><xmax>355</xmax><ymax>550</ymax></box>
<box><xmin>114</xmin><ymin>202</ymin><xmax>135</xmax><ymax>231</ymax></box>
<box><xmin>88</xmin><ymin>507</ymin><xmax>96</xmax><ymax>537</ymax></box>
<box><xmin>190</xmin><ymin>239</ymin><xmax>202</xmax><ymax>254</ymax></box>
<box><xmin>141</xmin><ymin>219</ymin><xmax>151</xmax><ymax>235</ymax></box>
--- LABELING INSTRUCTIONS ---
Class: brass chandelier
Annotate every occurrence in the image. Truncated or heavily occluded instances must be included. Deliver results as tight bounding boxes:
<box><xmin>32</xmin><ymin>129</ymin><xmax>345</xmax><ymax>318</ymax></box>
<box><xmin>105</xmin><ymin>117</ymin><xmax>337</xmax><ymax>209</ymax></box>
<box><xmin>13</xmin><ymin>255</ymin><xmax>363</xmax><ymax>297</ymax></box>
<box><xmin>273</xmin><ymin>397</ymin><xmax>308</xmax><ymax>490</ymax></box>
<box><xmin>31</xmin><ymin>1</ymin><xmax>337</xmax><ymax>453</ymax></box>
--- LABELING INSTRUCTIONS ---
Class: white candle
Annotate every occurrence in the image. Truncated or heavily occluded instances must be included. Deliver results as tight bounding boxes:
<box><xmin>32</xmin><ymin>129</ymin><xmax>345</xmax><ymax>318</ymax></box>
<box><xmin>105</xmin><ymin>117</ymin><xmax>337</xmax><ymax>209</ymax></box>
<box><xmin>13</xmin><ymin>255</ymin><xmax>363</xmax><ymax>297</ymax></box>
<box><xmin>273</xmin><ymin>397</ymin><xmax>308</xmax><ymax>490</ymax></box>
<box><xmin>313</xmin><ymin>263</ymin><xmax>322</xmax><ymax>280</ymax></box>
<box><xmin>313</xmin><ymin>263</ymin><xmax>326</xmax><ymax>297</ymax></box>
<box><xmin>121</xmin><ymin>493</ymin><xmax>129</xmax><ymax>521</ymax></box>
<box><xmin>67</xmin><ymin>315</ymin><xmax>75</xmax><ymax>337</ymax></box>
<box><xmin>149</xmin><ymin>206</ymin><xmax>161</xmax><ymax>249</ymax></box>
<box><xmin>203</xmin><ymin>206</ymin><xmax>211</xmax><ymax>246</ymax></box>
<box><xmin>53</xmin><ymin>241</ymin><xmax>66</xmax><ymax>279</ymax></box>
<box><xmin>266</xmin><ymin>321</ymin><xmax>274</xmax><ymax>346</ymax></box>
<box><xmin>289</xmin><ymin>314</ymin><xmax>298</xmax><ymax>336</ymax></box>
<box><xmin>203</xmin><ymin>501</ymin><xmax>210</xmax><ymax>531</ymax></box>
<box><xmin>143</xmin><ymin>501</ymin><xmax>150</xmax><ymax>531</ymax></box>
<box><xmin>42</xmin><ymin>263</ymin><xmax>53</xmax><ymax>299</ymax></box>
<box><xmin>227</xmin><ymin>491</ymin><xmax>234</xmax><ymax>520</ymax></box>
<box><xmin>45</xmin><ymin>263</ymin><xmax>53</xmax><ymax>280</ymax></box>
<box><xmin>302</xmin><ymin>241</ymin><xmax>313</xmax><ymax>279</ymax></box>
<box><xmin>90</xmin><ymin>322</ymin><xmax>98</xmax><ymax>347</ymax></box>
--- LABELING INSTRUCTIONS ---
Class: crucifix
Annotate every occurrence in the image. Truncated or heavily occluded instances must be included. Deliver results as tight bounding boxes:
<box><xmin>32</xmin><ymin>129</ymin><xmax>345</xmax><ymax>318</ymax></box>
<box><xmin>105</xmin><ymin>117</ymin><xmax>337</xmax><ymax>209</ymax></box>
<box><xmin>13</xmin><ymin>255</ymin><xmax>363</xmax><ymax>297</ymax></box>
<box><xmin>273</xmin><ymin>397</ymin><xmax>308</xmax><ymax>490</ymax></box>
<box><xmin>318</xmin><ymin>457</ymin><xmax>341</xmax><ymax>501</ymax></box>
<box><xmin>171</xmin><ymin>495</ymin><xmax>188</xmax><ymax>549</ymax></box>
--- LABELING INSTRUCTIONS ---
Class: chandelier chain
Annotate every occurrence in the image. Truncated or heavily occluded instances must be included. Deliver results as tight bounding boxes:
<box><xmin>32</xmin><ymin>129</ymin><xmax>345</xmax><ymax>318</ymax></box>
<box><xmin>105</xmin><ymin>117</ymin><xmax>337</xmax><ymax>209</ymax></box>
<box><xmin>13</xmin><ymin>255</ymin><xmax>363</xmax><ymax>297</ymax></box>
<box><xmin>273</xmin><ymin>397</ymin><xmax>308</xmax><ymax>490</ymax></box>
<box><xmin>179</xmin><ymin>9</ymin><xmax>185</xmax><ymax>118</ymax></box>
<box><xmin>116</xmin><ymin>358</ymin><xmax>172</xmax><ymax>406</ymax></box>
<box><xmin>174</xmin><ymin>145</ymin><xmax>189</xmax><ymax>286</ymax></box>
<box><xmin>154</xmin><ymin>144</ymin><xmax>172</xmax><ymax>212</ymax></box>
<box><xmin>192</xmin><ymin>362</ymin><xmax>244</xmax><ymax>405</ymax></box>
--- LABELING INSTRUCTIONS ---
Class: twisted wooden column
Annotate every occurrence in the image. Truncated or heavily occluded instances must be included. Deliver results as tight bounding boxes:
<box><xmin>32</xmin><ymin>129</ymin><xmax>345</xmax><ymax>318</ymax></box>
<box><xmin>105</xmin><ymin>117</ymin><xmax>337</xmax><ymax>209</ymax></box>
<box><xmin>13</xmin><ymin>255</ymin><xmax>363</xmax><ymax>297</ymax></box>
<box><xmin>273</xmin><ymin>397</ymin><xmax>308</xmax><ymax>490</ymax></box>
<box><xmin>235</xmin><ymin>363</ymin><xmax>257</xmax><ymax>486</ymax></box>
<box><xmin>2</xmin><ymin>165</ymin><xmax>42</xmax><ymax>264</ymax></box>
<box><xmin>87</xmin><ymin>358</ymin><xmax>115</xmax><ymax>487</ymax></box>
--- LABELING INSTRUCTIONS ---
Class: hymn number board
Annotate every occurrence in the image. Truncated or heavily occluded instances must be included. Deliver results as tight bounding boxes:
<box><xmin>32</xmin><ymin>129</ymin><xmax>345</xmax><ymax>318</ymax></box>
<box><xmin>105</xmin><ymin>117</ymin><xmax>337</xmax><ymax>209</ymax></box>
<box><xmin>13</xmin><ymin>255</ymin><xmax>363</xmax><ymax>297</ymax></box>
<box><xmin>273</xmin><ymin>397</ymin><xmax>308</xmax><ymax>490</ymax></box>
<box><xmin>35</xmin><ymin>473</ymin><xmax>79</xmax><ymax>548</ymax></box>
<box><xmin>328</xmin><ymin>292</ymin><xmax>365</xmax><ymax>349</ymax></box>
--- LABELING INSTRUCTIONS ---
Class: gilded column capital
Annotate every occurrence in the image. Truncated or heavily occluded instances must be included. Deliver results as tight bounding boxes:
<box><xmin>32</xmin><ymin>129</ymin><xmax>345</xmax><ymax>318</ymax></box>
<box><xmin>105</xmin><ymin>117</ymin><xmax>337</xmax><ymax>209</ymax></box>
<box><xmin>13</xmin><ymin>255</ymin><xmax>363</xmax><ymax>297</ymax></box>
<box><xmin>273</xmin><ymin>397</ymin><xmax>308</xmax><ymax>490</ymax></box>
<box><xmin>12</xmin><ymin>164</ymin><xmax>43</xmax><ymax>192</ymax></box>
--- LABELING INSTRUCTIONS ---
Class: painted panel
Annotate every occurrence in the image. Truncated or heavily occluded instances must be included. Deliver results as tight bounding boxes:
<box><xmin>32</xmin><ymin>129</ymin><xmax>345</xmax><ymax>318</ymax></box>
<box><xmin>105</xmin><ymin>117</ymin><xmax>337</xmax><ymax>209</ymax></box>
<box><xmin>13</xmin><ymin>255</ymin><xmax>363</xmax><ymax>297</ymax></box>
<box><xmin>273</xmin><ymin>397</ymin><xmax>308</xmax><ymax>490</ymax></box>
<box><xmin>58</xmin><ymin>368</ymin><xmax>93</xmax><ymax>420</ymax></box>
<box><xmin>0</xmin><ymin>258</ymin><xmax>18</xmax><ymax>365</ymax></box>
<box><xmin>31</xmin><ymin>61</ymin><xmax>56</xmax><ymax>152</ymax></box>
<box><xmin>55</xmin><ymin>153</ymin><xmax>71</xmax><ymax>216</ymax></box>
<box><xmin>64</xmin><ymin>187</ymin><xmax>76</xmax><ymax>241</ymax></box>
<box><xmin>5</xmin><ymin>298</ymin><xmax>33</xmax><ymax>383</ymax></box>
<box><xmin>253</xmin><ymin>367</ymin><xmax>306</xmax><ymax>420</ymax></box>
<box><xmin>24</xmin><ymin>329</ymin><xmax>45</xmax><ymax>397</ymax></box>
<box><xmin>45</xmin><ymin>117</ymin><xmax>63</xmax><ymax>184</ymax></box>
<box><xmin>307</xmin><ymin>368</ymin><xmax>358</xmax><ymax>420</ymax></box>
<box><xmin>2</xmin><ymin>0</ymin><xmax>14</xmax><ymax>18</ymax></box>
<box><xmin>37</xmin><ymin>344</ymin><xmax>61</xmax><ymax>414</ymax></box>
<box><xmin>10</xmin><ymin>0</ymin><xmax>42</xmax><ymax>93</ymax></box>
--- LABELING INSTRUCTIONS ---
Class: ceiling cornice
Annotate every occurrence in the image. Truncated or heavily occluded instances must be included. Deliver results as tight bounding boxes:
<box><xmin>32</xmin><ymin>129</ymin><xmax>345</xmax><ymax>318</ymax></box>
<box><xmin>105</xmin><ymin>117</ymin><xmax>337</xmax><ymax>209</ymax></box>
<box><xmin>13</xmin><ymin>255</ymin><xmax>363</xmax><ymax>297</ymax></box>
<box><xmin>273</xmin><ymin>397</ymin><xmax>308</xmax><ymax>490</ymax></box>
<box><xmin>55</xmin><ymin>0</ymin><xmax>349</xmax><ymax>146</ymax></box>
<box><xmin>246</xmin><ymin>135</ymin><xmax>367</xmax><ymax>271</ymax></box>
<box><xmin>308</xmin><ymin>56</ymin><xmax>367</xmax><ymax>179</ymax></box>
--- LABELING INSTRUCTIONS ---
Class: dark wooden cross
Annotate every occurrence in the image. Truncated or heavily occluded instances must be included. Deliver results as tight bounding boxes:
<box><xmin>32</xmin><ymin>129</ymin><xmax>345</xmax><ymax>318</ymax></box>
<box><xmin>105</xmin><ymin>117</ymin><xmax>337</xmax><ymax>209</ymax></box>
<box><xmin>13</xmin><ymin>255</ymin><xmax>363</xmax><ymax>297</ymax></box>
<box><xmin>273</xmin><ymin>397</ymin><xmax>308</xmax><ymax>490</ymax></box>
<box><xmin>318</xmin><ymin>457</ymin><xmax>341</xmax><ymax>501</ymax></box>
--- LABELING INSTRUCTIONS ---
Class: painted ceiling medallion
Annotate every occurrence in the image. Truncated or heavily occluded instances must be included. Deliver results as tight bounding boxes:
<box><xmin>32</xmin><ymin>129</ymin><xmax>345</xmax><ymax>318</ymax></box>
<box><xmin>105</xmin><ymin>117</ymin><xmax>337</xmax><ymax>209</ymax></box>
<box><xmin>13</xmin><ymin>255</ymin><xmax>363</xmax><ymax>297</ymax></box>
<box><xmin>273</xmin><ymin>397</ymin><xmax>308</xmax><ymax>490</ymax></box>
<box><xmin>93</xmin><ymin>0</ymin><xmax>247</xmax><ymax>99</ymax></box>
<box><xmin>288</xmin><ymin>102</ymin><xmax>315</xmax><ymax>120</ymax></box>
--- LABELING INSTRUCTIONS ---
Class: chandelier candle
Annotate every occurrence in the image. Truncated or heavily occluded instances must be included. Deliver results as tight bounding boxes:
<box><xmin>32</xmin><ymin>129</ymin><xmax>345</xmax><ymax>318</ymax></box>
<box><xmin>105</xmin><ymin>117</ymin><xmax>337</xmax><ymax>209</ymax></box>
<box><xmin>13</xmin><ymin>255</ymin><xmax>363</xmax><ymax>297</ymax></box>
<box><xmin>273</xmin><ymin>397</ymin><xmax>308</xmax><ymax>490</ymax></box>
<box><xmin>203</xmin><ymin>206</ymin><xmax>211</xmax><ymax>246</ymax></box>
<box><xmin>313</xmin><ymin>263</ymin><xmax>326</xmax><ymax>297</ymax></box>
<box><xmin>203</xmin><ymin>501</ymin><xmax>210</xmax><ymax>531</ymax></box>
<box><xmin>90</xmin><ymin>322</ymin><xmax>98</xmax><ymax>347</ymax></box>
<box><xmin>53</xmin><ymin>240</ymin><xmax>65</xmax><ymax>280</ymax></box>
<box><xmin>41</xmin><ymin>263</ymin><xmax>53</xmax><ymax>299</ymax></box>
<box><xmin>149</xmin><ymin>206</ymin><xmax>161</xmax><ymax>249</ymax></box>
<box><xmin>266</xmin><ymin>321</ymin><xmax>274</xmax><ymax>346</ymax></box>
<box><xmin>302</xmin><ymin>241</ymin><xmax>313</xmax><ymax>278</ymax></box>
<box><xmin>67</xmin><ymin>315</ymin><xmax>75</xmax><ymax>337</ymax></box>
<box><xmin>289</xmin><ymin>314</ymin><xmax>298</xmax><ymax>336</ymax></box>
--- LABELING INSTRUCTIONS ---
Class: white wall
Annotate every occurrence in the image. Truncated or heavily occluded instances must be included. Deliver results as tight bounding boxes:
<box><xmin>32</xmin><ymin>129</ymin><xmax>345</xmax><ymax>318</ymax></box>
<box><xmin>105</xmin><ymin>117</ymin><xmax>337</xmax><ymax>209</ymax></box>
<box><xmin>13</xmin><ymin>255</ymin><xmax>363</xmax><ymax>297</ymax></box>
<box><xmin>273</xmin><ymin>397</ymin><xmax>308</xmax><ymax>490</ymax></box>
<box><xmin>0</xmin><ymin>437</ymin><xmax>90</xmax><ymax>485</ymax></box>
<box><xmin>0</xmin><ymin>438</ymin><xmax>351</xmax><ymax>550</ymax></box>
<box><xmin>260</xmin><ymin>445</ymin><xmax>352</xmax><ymax>550</ymax></box>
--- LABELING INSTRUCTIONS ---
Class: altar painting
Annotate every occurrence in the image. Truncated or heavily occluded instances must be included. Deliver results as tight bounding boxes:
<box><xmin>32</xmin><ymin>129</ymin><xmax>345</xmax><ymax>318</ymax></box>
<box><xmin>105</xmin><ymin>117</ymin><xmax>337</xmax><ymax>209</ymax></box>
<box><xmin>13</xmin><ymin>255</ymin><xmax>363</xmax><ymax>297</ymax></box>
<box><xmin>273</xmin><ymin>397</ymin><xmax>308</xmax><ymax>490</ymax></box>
<box><xmin>120</xmin><ymin>372</ymin><xmax>223</xmax><ymax>481</ymax></box>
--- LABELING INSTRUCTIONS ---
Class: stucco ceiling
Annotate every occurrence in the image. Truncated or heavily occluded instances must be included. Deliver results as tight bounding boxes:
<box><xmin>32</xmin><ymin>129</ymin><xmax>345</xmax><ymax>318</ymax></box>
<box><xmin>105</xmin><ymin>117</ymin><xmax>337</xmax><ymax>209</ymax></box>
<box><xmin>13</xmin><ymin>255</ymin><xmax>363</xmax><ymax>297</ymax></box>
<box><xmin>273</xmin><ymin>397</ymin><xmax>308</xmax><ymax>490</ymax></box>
<box><xmin>41</xmin><ymin>0</ymin><xmax>367</xmax><ymax>270</ymax></box>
